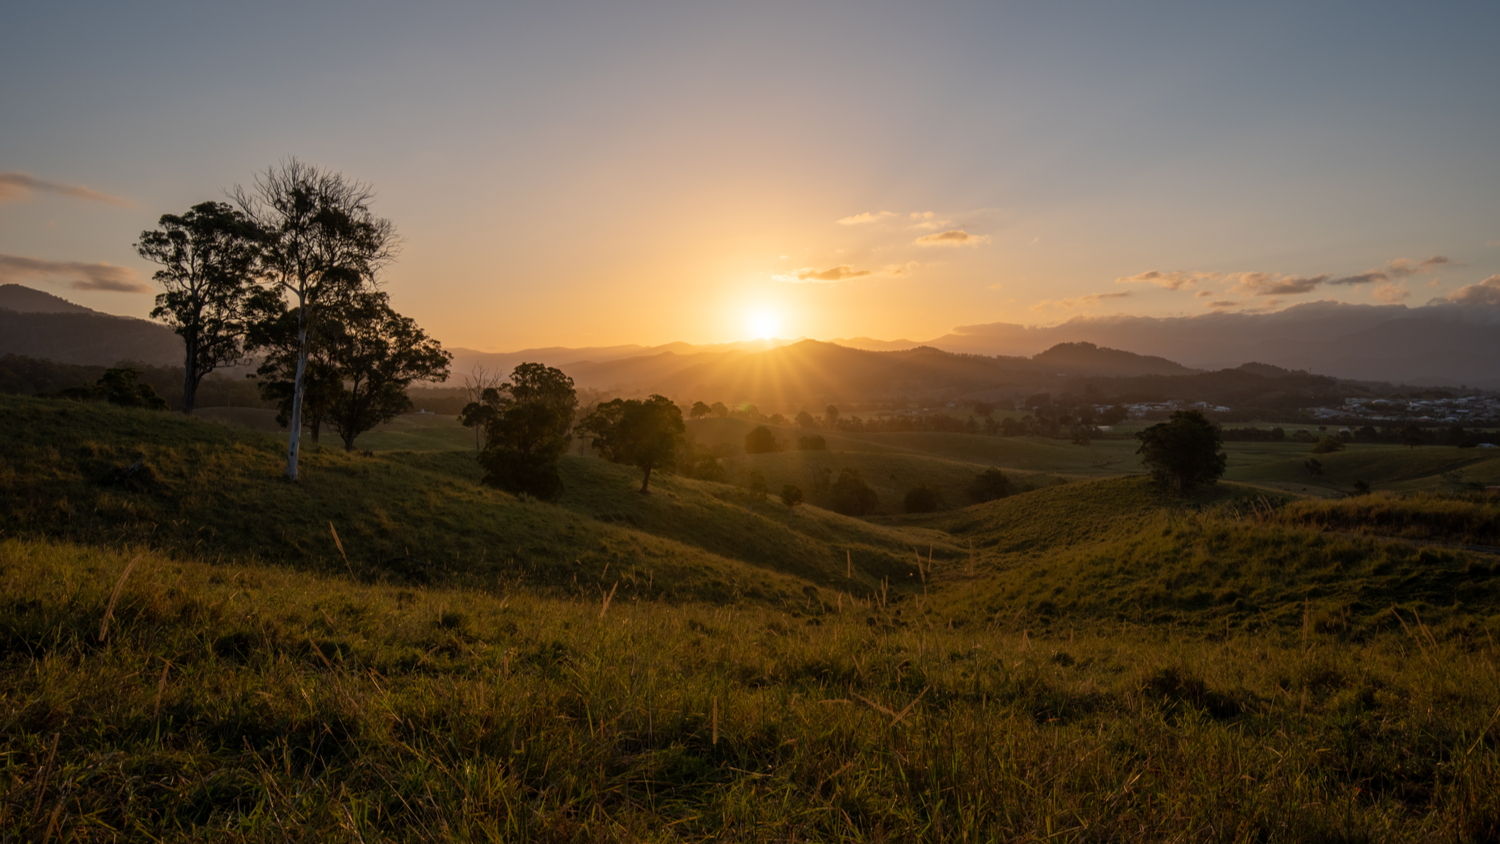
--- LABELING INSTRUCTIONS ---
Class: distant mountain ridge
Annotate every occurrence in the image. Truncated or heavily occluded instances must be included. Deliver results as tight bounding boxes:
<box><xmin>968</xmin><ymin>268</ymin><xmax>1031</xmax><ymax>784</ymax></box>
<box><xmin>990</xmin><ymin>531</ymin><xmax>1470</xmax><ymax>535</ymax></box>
<box><xmin>0</xmin><ymin>284</ymin><xmax>100</xmax><ymax>315</ymax></box>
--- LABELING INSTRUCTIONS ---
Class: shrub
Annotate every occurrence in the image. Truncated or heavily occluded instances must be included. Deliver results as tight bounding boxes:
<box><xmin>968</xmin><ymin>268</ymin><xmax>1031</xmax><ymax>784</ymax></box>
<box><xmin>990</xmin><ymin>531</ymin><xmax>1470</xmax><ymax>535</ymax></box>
<box><xmin>903</xmin><ymin>485</ymin><xmax>942</xmax><ymax>513</ymax></box>
<box><xmin>797</xmin><ymin>434</ymin><xmax>826</xmax><ymax>451</ymax></box>
<box><xmin>828</xmin><ymin>469</ymin><xmax>878</xmax><ymax>516</ymax></box>
<box><xmin>744</xmin><ymin>426</ymin><xmax>779</xmax><ymax>454</ymax></box>
<box><xmin>968</xmin><ymin>468</ymin><xmax>1013</xmax><ymax>503</ymax></box>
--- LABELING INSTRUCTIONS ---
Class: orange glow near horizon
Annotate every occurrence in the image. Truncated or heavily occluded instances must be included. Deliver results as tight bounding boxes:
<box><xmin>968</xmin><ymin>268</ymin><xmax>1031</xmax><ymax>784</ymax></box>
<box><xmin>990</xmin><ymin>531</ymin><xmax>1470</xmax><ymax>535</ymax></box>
<box><xmin>746</xmin><ymin>309</ymin><xmax>780</xmax><ymax>340</ymax></box>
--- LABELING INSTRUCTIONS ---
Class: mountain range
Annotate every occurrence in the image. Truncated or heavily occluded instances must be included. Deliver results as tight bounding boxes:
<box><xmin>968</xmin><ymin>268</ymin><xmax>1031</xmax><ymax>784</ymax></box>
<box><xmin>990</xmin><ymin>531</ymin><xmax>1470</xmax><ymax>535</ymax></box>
<box><xmin>5</xmin><ymin>284</ymin><xmax>1498</xmax><ymax>409</ymax></box>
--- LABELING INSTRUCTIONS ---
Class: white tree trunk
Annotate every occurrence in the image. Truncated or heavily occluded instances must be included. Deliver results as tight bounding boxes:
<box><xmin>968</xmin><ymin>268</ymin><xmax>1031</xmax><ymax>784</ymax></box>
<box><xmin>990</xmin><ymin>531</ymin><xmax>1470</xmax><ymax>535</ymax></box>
<box><xmin>285</xmin><ymin>308</ymin><xmax>309</xmax><ymax>482</ymax></box>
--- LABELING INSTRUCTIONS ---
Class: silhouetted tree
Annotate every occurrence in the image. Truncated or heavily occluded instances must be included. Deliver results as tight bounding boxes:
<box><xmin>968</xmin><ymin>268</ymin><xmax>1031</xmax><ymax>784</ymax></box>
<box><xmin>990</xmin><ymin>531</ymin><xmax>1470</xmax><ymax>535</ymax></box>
<box><xmin>825</xmin><ymin>404</ymin><xmax>840</xmax><ymax>426</ymax></box>
<box><xmin>797</xmin><ymin>434</ymin><xmax>827</xmax><ymax>451</ymax></box>
<box><xmin>795</xmin><ymin>410</ymin><xmax>817</xmax><ymax>429</ymax></box>
<box><xmin>244</xmin><ymin>289</ymin><xmax>344</xmax><ymax>440</ymax></box>
<box><xmin>689</xmin><ymin>401</ymin><xmax>712</xmax><ymax>418</ymax></box>
<box><xmin>1135</xmin><ymin>410</ymin><xmax>1227</xmax><ymax>496</ymax></box>
<box><xmin>744</xmin><ymin>425</ymin><xmax>778</xmax><ymax>454</ymax></box>
<box><xmin>1311</xmin><ymin>437</ymin><xmax>1344</xmax><ymax>454</ymax></box>
<box><xmin>466</xmin><ymin>363</ymin><xmax>577</xmax><ymax>500</ymax></box>
<box><xmin>578</xmin><ymin>394</ymin><xmax>684</xmax><ymax>493</ymax></box>
<box><xmin>968</xmin><ymin>467</ymin><xmax>1014</xmax><ymax>503</ymax></box>
<box><xmin>1400</xmin><ymin>425</ymin><xmax>1425</xmax><ymax>449</ymax></box>
<box><xmin>137</xmin><ymin>201</ymin><xmax>260</xmax><ymax>413</ymax></box>
<box><xmin>828</xmin><ymin>468</ymin><xmax>879</xmax><ymax>516</ymax></box>
<box><xmin>234</xmin><ymin>159</ymin><xmax>398</xmax><ymax>481</ymax></box>
<box><xmin>323</xmin><ymin>292</ymin><xmax>451</xmax><ymax>451</ymax></box>
<box><xmin>60</xmin><ymin>367</ymin><xmax>169</xmax><ymax>409</ymax></box>
<box><xmin>903</xmin><ymin>485</ymin><xmax>942</xmax><ymax>513</ymax></box>
<box><xmin>780</xmin><ymin>484</ymin><xmax>803</xmax><ymax>509</ymax></box>
<box><xmin>746</xmin><ymin>470</ymin><xmax>769</xmax><ymax>502</ymax></box>
<box><xmin>709</xmin><ymin>401</ymin><xmax>728</xmax><ymax>418</ymax></box>
<box><xmin>460</xmin><ymin>365</ymin><xmax>506</xmax><ymax>451</ymax></box>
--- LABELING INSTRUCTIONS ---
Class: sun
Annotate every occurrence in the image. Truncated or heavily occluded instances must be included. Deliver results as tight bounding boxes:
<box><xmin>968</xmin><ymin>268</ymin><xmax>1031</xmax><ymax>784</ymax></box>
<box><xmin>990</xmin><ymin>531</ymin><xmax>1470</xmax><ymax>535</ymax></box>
<box><xmin>747</xmin><ymin>310</ymin><xmax>780</xmax><ymax>339</ymax></box>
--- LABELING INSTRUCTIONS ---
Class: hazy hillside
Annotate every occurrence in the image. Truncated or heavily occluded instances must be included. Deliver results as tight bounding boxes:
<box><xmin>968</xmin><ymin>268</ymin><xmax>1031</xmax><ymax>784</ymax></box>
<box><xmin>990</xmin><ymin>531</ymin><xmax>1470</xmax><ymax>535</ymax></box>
<box><xmin>0</xmin><ymin>283</ymin><xmax>98</xmax><ymax>314</ymax></box>
<box><xmin>916</xmin><ymin>301</ymin><xmax>1500</xmax><ymax>386</ymax></box>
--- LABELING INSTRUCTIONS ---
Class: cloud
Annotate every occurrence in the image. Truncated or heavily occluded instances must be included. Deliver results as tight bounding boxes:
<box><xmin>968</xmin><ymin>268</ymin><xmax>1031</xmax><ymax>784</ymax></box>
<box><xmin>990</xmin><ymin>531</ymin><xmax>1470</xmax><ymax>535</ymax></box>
<box><xmin>773</xmin><ymin>263</ymin><xmax>916</xmax><ymax>284</ymax></box>
<box><xmin>1115</xmin><ymin>270</ymin><xmax>1221</xmax><ymax>290</ymax></box>
<box><xmin>1446</xmin><ymin>274</ymin><xmax>1500</xmax><ymax>307</ymax></box>
<box><xmin>1030</xmin><ymin>291</ymin><xmax>1132</xmax><ymax>311</ymax></box>
<box><xmin>1386</xmin><ymin>256</ymin><xmax>1457</xmax><ymax>277</ymax></box>
<box><xmin>1328</xmin><ymin>271</ymin><xmax>1386</xmax><ymax>286</ymax></box>
<box><xmin>1372</xmin><ymin>281</ymin><xmax>1410</xmax><ymax>303</ymax></box>
<box><xmin>0</xmin><ymin>171</ymin><xmax>134</xmax><ymax>207</ymax></box>
<box><xmin>1194</xmin><ymin>289</ymin><xmax>1214</xmax><ymax>298</ymax></box>
<box><xmin>0</xmin><ymin>253</ymin><xmax>150</xmax><ymax>292</ymax></box>
<box><xmin>913</xmin><ymin>229</ymin><xmax>988</xmax><ymax>247</ymax></box>
<box><xmin>836</xmin><ymin>211</ymin><xmax>896</xmax><ymax>225</ymax></box>
<box><xmin>1233</xmin><ymin>272</ymin><xmax>1330</xmax><ymax>296</ymax></box>
<box><xmin>1205</xmin><ymin>300</ymin><xmax>1240</xmax><ymax>309</ymax></box>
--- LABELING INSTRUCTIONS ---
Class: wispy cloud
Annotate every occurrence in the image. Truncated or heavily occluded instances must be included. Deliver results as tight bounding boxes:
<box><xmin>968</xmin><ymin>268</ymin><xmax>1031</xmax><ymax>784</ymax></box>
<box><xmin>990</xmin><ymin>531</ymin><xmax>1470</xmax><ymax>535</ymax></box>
<box><xmin>1372</xmin><ymin>281</ymin><xmax>1410</xmax><ymax>303</ymax></box>
<box><xmin>0</xmin><ymin>253</ymin><xmax>150</xmax><ymax>292</ymax></box>
<box><xmin>1387</xmin><ymin>256</ymin><xmax>1457</xmax><ymax>276</ymax></box>
<box><xmin>773</xmin><ymin>262</ymin><xmax>915</xmax><ymax>284</ymax></box>
<box><xmin>1446</xmin><ymin>274</ymin><xmax>1500</xmax><ymax>307</ymax></box>
<box><xmin>1233</xmin><ymin>272</ymin><xmax>1330</xmax><ymax>296</ymax></box>
<box><xmin>0</xmin><ymin>172</ymin><xmax>134</xmax><ymax>207</ymax></box>
<box><xmin>1205</xmin><ymin>300</ymin><xmax>1240</xmax><ymax>310</ymax></box>
<box><xmin>1194</xmin><ymin>289</ymin><xmax>1214</xmax><ymax>298</ymax></box>
<box><xmin>913</xmin><ymin>229</ymin><xmax>988</xmax><ymax>247</ymax></box>
<box><xmin>1115</xmin><ymin>270</ymin><xmax>1220</xmax><ymax>290</ymax></box>
<box><xmin>1030</xmin><ymin>291</ymin><xmax>1132</xmax><ymax>311</ymax></box>
<box><xmin>836</xmin><ymin>211</ymin><xmax>896</xmax><ymax>225</ymax></box>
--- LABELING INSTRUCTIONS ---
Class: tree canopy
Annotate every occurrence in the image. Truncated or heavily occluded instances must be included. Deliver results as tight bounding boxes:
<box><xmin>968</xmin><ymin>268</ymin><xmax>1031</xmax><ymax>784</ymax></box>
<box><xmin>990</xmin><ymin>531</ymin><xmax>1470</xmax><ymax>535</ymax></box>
<box><xmin>137</xmin><ymin>201</ymin><xmax>260</xmax><ymax>413</ymax></box>
<box><xmin>466</xmin><ymin>363</ymin><xmax>577</xmax><ymax>500</ymax></box>
<box><xmin>578</xmin><ymin>394</ymin><xmax>684</xmax><ymax>494</ymax></box>
<box><xmin>1135</xmin><ymin>410</ymin><xmax>1227</xmax><ymax>496</ymax></box>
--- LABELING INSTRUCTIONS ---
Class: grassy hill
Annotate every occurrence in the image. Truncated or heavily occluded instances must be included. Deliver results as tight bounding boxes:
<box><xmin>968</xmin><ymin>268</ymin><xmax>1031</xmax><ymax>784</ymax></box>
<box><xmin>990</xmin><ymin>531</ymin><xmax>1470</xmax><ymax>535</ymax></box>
<box><xmin>4</xmin><ymin>394</ymin><xmax>1500</xmax><ymax>839</ymax></box>
<box><xmin>0</xmin><ymin>395</ymin><xmax>946</xmax><ymax>605</ymax></box>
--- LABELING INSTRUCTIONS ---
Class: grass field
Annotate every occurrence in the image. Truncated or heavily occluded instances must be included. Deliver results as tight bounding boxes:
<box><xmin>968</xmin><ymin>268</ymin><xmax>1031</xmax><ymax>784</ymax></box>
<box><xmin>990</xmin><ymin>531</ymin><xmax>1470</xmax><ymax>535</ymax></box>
<box><xmin>3</xmin><ymin>395</ymin><xmax>1499</xmax><ymax>840</ymax></box>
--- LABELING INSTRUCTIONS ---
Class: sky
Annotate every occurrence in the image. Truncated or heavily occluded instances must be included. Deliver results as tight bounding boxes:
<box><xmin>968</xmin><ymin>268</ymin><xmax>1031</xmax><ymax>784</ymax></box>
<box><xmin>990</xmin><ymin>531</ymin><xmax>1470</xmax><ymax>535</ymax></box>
<box><xmin>2</xmin><ymin>1</ymin><xmax>1498</xmax><ymax>351</ymax></box>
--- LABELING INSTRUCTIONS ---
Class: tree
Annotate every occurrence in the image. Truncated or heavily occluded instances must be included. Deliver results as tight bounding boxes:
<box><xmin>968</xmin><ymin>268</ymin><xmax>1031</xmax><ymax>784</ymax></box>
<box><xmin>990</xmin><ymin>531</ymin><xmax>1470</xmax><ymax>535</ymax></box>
<box><xmin>744</xmin><ymin>425</ymin><xmax>778</xmax><ymax>454</ymax></box>
<box><xmin>780</xmin><ymin>484</ymin><xmax>804</xmax><ymax>509</ymax></box>
<box><xmin>903</xmin><ymin>485</ymin><xmax>942</xmax><ymax>513</ymax></box>
<box><xmin>59</xmin><ymin>367</ymin><xmax>169</xmax><ymax>409</ymax></box>
<box><xmin>137</xmin><ymin>201</ymin><xmax>260</xmax><ymax>413</ymax></box>
<box><xmin>1135</xmin><ymin>410</ymin><xmax>1227</xmax><ymax>496</ymax></box>
<box><xmin>795</xmin><ymin>410</ymin><xmax>817</xmax><ymax>429</ymax></box>
<box><xmin>825</xmin><ymin>404</ymin><xmax>840</xmax><ymax>426</ymax></box>
<box><xmin>244</xmin><ymin>288</ymin><xmax>345</xmax><ymax>442</ymax></box>
<box><xmin>973</xmin><ymin>401</ymin><xmax>995</xmax><ymax>418</ymax></box>
<box><xmin>466</xmin><ymin>363</ymin><xmax>577</xmax><ymax>499</ymax></box>
<box><xmin>234</xmin><ymin>159</ymin><xmax>399</xmax><ymax>481</ymax></box>
<box><xmin>460</xmin><ymin>365</ymin><xmax>506</xmax><ymax>451</ymax></box>
<box><xmin>1400</xmin><ymin>425</ymin><xmax>1425</xmax><ymax>449</ymax></box>
<box><xmin>828</xmin><ymin>468</ymin><xmax>879</xmax><ymax>516</ymax></box>
<box><xmin>746</xmin><ymin>470</ymin><xmax>769</xmax><ymax>502</ymax></box>
<box><xmin>689</xmin><ymin>401</ymin><xmax>712</xmax><ymax>418</ymax></box>
<box><xmin>709</xmin><ymin>401</ymin><xmax>728</xmax><ymax>418</ymax></box>
<box><xmin>968</xmin><ymin>468</ymin><xmax>1014</xmax><ymax>503</ymax></box>
<box><xmin>797</xmin><ymin>434</ymin><xmax>827</xmax><ymax>451</ymax></box>
<box><xmin>323</xmin><ymin>292</ymin><xmax>452</xmax><ymax>451</ymax></box>
<box><xmin>1311</xmin><ymin>436</ymin><xmax>1344</xmax><ymax>454</ymax></box>
<box><xmin>578</xmin><ymin>394</ymin><xmax>684</xmax><ymax>493</ymax></box>
<box><xmin>1304</xmin><ymin>458</ymin><xmax>1324</xmax><ymax>476</ymax></box>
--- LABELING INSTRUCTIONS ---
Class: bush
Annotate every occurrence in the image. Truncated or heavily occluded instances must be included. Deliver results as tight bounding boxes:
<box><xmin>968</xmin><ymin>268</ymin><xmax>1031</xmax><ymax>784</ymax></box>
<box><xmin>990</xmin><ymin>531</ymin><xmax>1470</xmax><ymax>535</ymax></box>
<box><xmin>780</xmin><ymin>484</ymin><xmax>803</xmax><ymax>508</ymax></box>
<box><xmin>1311</xmin><ymin>437</ymin><xmax>1345</xmax><ymax>454</ymax></box>
<box><xmin>796</xmin><ymin>434</ymin><xmax>826</xmax><ymax>451</ymax></box>
<box><xmin>903</xmin><ymin>485</ymin><xmax>942</xmax><ymax>513</ymax></box>
<box><xmin>968</xmin><ymin>468</ymin><xmax>1013</xmax><ymax>503</ymax></box>
<box><xmin>828</xmin><ymin>469</ymin><xmax>878</xmax><ymax>516</ymax></box>
<box><xmin>744</xmin><ymin>426</ymin><xmax>779</xmax><ymax>454</ymax></box>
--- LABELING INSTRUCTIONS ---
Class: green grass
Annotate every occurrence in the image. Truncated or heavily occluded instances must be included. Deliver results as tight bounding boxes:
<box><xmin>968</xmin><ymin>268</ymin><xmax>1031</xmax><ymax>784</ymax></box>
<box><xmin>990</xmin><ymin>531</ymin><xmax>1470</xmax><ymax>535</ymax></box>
<box><xmin>1225</xmin><ymin>443</ymin><xmax>1500</xmax><ymax>497</ymax></box>
<box><xmin>6</xmin><ymin>396</ymin><xmax>1500</xmax><ymax>840</ymax></box>
<box><xmin>3</xmin><ymin>537</ymin><xmax>1498</xmax><ymax>841</ymax></box>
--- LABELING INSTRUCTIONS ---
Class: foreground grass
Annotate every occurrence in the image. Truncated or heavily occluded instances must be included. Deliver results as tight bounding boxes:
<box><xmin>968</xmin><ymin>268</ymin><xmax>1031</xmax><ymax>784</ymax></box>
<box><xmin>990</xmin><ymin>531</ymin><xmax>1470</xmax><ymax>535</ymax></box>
<box><xmin>4</xmin><ymin>538</ymin><xmax>1499</xmax><ymax>842</ymax></box>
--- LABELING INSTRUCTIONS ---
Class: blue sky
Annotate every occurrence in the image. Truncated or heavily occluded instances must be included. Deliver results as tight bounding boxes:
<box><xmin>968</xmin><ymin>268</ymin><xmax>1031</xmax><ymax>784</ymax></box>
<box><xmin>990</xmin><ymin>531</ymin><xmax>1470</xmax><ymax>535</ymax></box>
<box><xmin>3</xmin><ymin>1</ymin><xmax>1497</xmax><ymax>348</ymax></box>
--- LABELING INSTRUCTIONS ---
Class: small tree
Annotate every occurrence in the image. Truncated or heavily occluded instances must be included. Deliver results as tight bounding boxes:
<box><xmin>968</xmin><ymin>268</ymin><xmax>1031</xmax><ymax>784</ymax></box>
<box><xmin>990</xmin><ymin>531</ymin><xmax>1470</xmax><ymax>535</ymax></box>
<box><xmin>828</xmin><ymin>468</ymin><xmax>878</xmax><ymax>516</ymax></box>
<box><xmin>323</xmin><ymin>292</ymin><xmax>452</xmax><ymax>452</ymax></box>
<box><xmin>797</xmin><ymin>434</ymin><xmax>826</xmax><ymax>451</ymax></box>
<box><xmin>780</xmin><ymin>484</ymin><xmax>804</xmax><ymax>509</ymax></box>
<box><xmin>968</xmin><ymin>468</ymin><xmax>1013</xmax><ymax>502</ymax></box>
<box><xmin>460</xmin><ymin>365</ymin><xmax>506</xmax><ymax>451</ymax></box>
<box><xmin>467</xmin><ymin>363</ymin><xmax>578</xmax><ymax>500</ymax></box>
<box><xmin>578</xmin><ymin>394</ymin><xmax>685</xmax><ymax>493</ymax></box>
<box><xmin>795</xmin><ymin>410</ymin><xmax>817</xmax><ymax>429</ymax></box>
<box><xmin>137</xmin><ymin>201</ymin><xmax>260</xmax><ymax>413</ymax></box>
<box><xmin>746</xmin><ymin>470</ymin><xmax>769</xmax><ymax>502</ymax></box>
<box><xmin>1400</xmin><ymin>425</ymin><xmax>1425</xmax><ymax>449</ymax></box>
<box><xmin>903</xmin><ymin>484</ymin><xmax>942</xmax><ymax>513</ymax></box>
<box><xmin>1135</xmin><ymin>410</ymin><xmax>1227</xmax><ymax>496</ymax></box>
<box><xmin>1304</xmin><ymin>458</ymin><xmax>1324</xmax><ymax>476</ymax></box>
<box><xmin>244</xmin><ymin>289</ymin><xmax>343</xmax><ymax>440</ymax></box>
<box><xmin>825</xmin><ymin>404</ymin><xmax>840</xmax><ymax>426</ymax></box>
<box><xmin>744</xmin><ymin>425</ymin><xmax>778</xmax><ymax>454</ymax></box>
<box><xmin>1311</xmin><ymin>437</ymin><xmax>1344</xmax><ymax>454</ymax></box>
<box><xmin>689</xmin><ymin>401</ymin><xmax>712</xmax><ymax>418</ymax></box>
<box><xmin>709</xmin><ymin>401</ymin><xmax>728</xmax><ymax>418</ymax></box>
